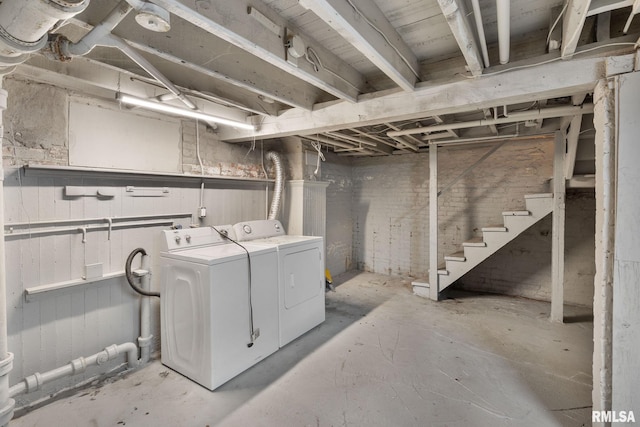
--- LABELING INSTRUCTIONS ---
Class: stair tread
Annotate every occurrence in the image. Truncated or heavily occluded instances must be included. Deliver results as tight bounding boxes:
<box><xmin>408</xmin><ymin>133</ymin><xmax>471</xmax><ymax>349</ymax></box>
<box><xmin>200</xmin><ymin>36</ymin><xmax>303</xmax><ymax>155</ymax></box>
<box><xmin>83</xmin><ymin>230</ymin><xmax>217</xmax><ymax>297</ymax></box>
<box><xmin>463</xmin><ymin>237</ymin><xmax>487</xmax><ymax>247</ymax></box>
<box><xmin>437</xmin><ymin>269</ymin><xmax>449</xmax><ymax>276</ymax></box>
<box><xmin>502</xmin><ymin>210</ymin><xmax>531</xmax><ymax>216</ymax></box>
<box><xmin>482</xmin><ymin>225</ymin><xmax>508</xmax><ymax>232</ymax></box>
<box><xmin>525</xmin><ymin>193</ymin><xmax>553</xmax><ymax>199</ymax></box>
<box><xmin>445</xmin><ymin>251</ymin><xmax>466</xmax><ymax>261</ymax></box>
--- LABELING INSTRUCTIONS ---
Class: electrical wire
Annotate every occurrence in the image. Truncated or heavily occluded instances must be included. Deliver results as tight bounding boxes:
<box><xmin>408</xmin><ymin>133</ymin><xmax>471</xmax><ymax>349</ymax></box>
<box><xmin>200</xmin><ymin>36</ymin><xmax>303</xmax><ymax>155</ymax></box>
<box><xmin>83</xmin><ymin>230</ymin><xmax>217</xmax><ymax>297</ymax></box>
<box><xmin>210</xmin><ymin>226</ymin><xmax>258</xmax><ymax>348</ymax></box>
<box><xmin>546</xmin><ymin>1</ymin><xmax>568</xmax><ymax>45</ymax></box>
<box><xmin>311</xmin><ymin>135</ymin><xmax>325</xmax><ymax>177</ymax></box>
<box><xmin>305</xmin><ymin>47</ymin><xmax>362</xmax><ymax>93</ymax></box>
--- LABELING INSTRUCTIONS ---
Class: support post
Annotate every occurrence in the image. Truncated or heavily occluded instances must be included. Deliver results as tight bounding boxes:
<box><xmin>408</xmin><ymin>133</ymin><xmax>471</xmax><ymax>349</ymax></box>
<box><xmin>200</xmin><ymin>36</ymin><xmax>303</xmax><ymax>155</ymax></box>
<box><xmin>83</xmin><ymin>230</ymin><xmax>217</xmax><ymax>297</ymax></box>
<box><xmin>429</xmin><ymin>143</ymin><xmax>439</xmax><ymax>301</ymax></box>
<box><xmin>592</xmin><ymin>77</ymin><xmax>615</xmax><ymax>427</ymax></box>
<box><xmin>551</xmin><ymin>131</ymin><xmax>566</xmax><ymax>322</ymax></box>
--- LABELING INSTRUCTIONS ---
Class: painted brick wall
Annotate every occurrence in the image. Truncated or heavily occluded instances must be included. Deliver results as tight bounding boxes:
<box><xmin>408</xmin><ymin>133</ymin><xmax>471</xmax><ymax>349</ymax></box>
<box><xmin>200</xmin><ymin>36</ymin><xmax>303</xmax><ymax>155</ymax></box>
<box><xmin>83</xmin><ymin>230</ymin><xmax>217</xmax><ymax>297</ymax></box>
<box><xmin>351</xmin><ymin>137</ymin><xmax>596</xmax><ymax>305</ymax></box>
<box><xmin>322</xmin><ymin>152</ymin><xmax>353</xmax><ymax>276</ymax></box>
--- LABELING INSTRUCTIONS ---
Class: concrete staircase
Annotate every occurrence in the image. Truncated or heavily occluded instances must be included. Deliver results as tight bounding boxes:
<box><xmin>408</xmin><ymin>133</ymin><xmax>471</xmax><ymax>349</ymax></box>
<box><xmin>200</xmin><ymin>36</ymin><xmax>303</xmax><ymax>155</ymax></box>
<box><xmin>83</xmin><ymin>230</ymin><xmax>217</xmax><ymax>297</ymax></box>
<box><xmin>413</xmin><ymin>193</ymin><xmax>554</xmax><ymax>300</ymax></box>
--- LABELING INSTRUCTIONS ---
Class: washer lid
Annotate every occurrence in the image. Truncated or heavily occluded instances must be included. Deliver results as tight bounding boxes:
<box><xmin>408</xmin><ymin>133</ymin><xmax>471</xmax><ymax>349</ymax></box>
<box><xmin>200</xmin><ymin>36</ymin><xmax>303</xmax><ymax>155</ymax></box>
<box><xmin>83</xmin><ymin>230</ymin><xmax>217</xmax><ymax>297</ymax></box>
<box><xmin>161</xmin><ymin>242</ymin><xmax>275</xmax><ymax>265</ymax></box>
<box><xmin>250</xmin><ymin>235</ymin><xmax>322</xmax><ymax>249</ymax></box>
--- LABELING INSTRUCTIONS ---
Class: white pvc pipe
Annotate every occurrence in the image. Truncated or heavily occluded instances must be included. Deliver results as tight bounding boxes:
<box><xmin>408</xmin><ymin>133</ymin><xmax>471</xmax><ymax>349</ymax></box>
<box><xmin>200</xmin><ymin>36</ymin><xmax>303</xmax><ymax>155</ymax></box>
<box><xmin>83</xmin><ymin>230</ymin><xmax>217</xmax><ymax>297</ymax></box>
<box><xmin>0</xmin><ymin>0</ymin><xmax>88</xmax><ymax>45</ymax></box>
<box><xmin>0</xmin><ymin>76</ymin><xmax>15</xmax><ymax>427</ymax></box>
<box><xmin>387</xmin><ymin>104</ymin><xmax>595</xmax><ymax>137</ymax></box>
<box><xmin>496</xmin><ymin>0</ymin><xmax>510</xmax><ymax>65</ymax></box>
<box><xmin>65</xmin><ymin>1</ymin><xmax>134</xmax><ymax>57</ymax></box>
<box><xmin>138</xmin><ymin>256</ymin><xmax>152</xmax><ymax>364</ymax></box>
<box><xmin>470</xmin><ymin>0</ymin><xmax>490</xmax><ymax>67</ymax></box>
<box><xmin>8</xmin><ymin>343</ymin><xmax>138</xmax><ymax>398</ymax></box>
<box><xmin>0</xmin><ymin>0</ymin><xmax>89</xmax><ymax>67</ymax></box>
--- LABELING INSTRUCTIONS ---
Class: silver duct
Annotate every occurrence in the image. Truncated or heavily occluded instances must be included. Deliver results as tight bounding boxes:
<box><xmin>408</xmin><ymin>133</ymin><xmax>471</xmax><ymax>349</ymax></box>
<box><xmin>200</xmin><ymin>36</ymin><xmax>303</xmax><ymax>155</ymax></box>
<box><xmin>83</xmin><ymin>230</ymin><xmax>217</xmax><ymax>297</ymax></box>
<box><xmin>266</xmin><ymin>151</ymin><xmax>284</xmax><ymax>220</ymax></box>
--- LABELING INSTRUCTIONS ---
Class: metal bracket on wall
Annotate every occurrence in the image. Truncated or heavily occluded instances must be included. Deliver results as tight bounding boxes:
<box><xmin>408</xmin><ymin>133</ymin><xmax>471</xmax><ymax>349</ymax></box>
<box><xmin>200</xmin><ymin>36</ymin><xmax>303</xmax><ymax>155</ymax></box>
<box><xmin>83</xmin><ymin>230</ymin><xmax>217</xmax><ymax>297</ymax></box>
<box><xmin>126</xmin><ymin>186</ymin><xmax>170</xmax><ymax>196</ymax></box>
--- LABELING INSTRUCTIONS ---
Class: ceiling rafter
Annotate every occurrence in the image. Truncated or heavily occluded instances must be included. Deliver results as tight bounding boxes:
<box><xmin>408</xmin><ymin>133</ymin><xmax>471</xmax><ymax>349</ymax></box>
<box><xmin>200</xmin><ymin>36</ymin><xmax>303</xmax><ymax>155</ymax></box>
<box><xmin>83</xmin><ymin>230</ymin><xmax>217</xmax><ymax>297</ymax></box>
<box><xmin>298</xmin><ymin>0</ymin><xmax>418</xmax><ymax>91</ymax></box>
<box><xmin>561</xmin><ymin>0</ymin><xmax>592</xmax><ymax>58</ymax></box>
<box><xmin>151</xmin><ymin>0</ymin><xmax>364</xmax><ymax>102</ymax></box>
<box><xmin>436</xmin><ymin>0</ymin><xmax>484</xmax><ymax>76</ymax></box>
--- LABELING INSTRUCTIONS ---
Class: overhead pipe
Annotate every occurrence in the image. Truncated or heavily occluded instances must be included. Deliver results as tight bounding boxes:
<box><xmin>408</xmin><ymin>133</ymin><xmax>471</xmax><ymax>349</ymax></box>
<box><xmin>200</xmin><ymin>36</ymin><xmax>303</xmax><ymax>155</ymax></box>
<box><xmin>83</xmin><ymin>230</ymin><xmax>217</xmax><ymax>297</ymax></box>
<box><xmin>8</xmin><ymin>343</ymin><xmax>138</xmax><ymax>398</ymax></box>
<box><xmin>0</xmin><ymin>76</ymin><xmax>14</xmax><ymax>427</ymax></box>
<box><xmin>496</xmin><ymin>0</ymin><xmax>510</xmax><ymax>64</ymax></box>
<box><xmin>0</xmin><ymin>0</ymin><xmax>89</xmax><ymax>69</ymax></box>
<box><xmin>266</xmin><ymin>152</ymin><xmax>284</xmax><ymax>220</ymax></box>
<box><xmin>53</xmin><ymin>1</ymin><xmax>196</xmax><ymax>111</ymax></box>
<box><xmin>387</xmin><ymin>104</ymin><xmax>595</xmax><ymax>138</ymax></box>
<box><xmin>470</xmin><ymin>0</ymin><xmax>491</xmax><ymax>67</ymax></box>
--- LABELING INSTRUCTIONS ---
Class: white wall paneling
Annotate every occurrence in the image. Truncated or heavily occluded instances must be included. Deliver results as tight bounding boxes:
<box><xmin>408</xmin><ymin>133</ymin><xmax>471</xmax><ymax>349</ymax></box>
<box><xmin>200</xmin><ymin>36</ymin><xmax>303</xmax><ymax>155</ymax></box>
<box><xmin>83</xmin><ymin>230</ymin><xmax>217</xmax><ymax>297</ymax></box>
<box><xmin>3</xmin><ymin>167</ymin><xmax>268</xmax><ymax>406</ymax></box>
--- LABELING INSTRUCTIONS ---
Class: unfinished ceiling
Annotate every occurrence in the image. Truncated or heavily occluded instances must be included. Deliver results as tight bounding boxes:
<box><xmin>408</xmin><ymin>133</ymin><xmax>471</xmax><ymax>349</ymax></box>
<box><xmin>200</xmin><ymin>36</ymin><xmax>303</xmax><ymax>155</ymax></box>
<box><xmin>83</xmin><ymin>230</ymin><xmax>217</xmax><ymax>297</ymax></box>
<box><xmin>10</xmin><ymin>0</ymin><xmax>640</xmax><ymax>158</ymax></box>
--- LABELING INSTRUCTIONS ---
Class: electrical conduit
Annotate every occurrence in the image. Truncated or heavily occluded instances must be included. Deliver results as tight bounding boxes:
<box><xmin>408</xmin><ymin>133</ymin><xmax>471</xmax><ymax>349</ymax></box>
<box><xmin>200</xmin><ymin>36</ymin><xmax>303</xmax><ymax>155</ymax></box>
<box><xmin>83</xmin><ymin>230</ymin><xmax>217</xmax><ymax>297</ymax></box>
<box><xmin>266</xmin><ymin>152</ymin><xmax>284</xmax><ymax>220</ymax></box>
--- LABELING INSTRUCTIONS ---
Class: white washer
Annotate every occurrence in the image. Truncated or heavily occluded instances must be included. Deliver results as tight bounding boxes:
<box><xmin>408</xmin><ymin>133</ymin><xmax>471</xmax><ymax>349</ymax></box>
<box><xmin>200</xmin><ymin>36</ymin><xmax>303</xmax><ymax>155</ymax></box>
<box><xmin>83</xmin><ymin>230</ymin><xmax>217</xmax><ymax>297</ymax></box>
<box><xmin>159</xmin><ymin>226</ymin><xmax>279</xmax><ymax>390</ymax></box>
<box><xmin>234</xmin><ymin>220</ymin><xmax>325</xmax><ymax>347</ymax></box>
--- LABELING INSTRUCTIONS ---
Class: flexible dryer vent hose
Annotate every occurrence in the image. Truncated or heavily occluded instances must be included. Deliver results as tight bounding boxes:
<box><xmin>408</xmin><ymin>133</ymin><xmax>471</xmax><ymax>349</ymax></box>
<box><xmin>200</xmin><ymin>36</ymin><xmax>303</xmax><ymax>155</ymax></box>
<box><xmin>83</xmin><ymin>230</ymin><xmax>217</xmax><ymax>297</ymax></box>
<box><xmin>266</xmin><ymin>151</ymin><xmax>284</xmax><ymax>220</ymax></box>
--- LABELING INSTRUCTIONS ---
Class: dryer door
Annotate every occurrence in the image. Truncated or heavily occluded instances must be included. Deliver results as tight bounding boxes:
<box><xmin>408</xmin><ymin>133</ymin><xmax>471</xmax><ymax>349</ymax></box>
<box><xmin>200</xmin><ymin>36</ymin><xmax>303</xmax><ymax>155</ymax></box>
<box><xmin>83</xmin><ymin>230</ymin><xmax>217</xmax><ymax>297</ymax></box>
<box><xmin>283</xmin><ymin>247</ymin><xmax>323</xmax><ymax>309</ymax></box>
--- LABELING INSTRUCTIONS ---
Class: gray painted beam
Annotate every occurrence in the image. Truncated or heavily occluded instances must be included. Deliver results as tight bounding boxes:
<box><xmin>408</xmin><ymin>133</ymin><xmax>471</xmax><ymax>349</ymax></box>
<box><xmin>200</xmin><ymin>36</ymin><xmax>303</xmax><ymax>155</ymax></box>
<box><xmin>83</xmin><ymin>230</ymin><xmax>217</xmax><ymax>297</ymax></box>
<box><xmin>561</xmin><ymin>0</ymin><xmax>592</xmax><ymax>58</ymax></box>
<box><xmin>151</xmin><ymin>0</ymin><xmax>364</xmax><ymax>102</ymax></box>
<box><xmin>298</xmin><ymin>0</ymin><xmax>418</xmax><ymax>91</ymax></box>
<box><xmin>221</xmin><ymin>54</ymin><xmax>605</xmax><ymax>141</ymax></box>
<box><xmin>551</xmin><ymin>131</ymin><xmax>566</xmax><ymax>323</ymax></box>
<box><xmin>437</xmin><ymin>0</ymin><xmax>484</xmax><ymax>76</ymax></box>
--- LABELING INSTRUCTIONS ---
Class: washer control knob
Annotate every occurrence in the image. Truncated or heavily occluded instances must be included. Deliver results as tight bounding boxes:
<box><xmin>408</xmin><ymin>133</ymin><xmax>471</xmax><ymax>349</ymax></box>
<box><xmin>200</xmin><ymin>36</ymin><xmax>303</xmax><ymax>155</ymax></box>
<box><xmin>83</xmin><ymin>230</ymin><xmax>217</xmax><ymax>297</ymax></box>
<box><xmin>185</xmin><ymin>235</ymin><xmax>191</xmax><ymax>243</ymax></box>
<box><xmin>274</xmin><ymin>223</ymin><xmax>280</xmax><ymax>230</ymax></box>
<box><xmin>243</xmin><ymin>224</ymin><xmax>252</xmax><ymax>235</ymax></box>
<box><xmin>175</xmin><ymin>235</ymin><xmax>181</xmax><ymax>244</ymax></box>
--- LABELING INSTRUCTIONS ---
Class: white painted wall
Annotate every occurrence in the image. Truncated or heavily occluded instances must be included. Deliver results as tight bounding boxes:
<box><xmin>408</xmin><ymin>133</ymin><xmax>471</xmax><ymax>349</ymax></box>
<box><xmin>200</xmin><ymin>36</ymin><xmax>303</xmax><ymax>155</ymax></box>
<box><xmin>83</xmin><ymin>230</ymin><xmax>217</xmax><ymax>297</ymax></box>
<box><xmin>612</xmin><ymin>70</ymin><xmax>640</xmax><ymax>417</ymax></box>
<box><xmin>1</xmin><ymin>75</ymin><xmax>271</xmax><ymax>407</ymax></box>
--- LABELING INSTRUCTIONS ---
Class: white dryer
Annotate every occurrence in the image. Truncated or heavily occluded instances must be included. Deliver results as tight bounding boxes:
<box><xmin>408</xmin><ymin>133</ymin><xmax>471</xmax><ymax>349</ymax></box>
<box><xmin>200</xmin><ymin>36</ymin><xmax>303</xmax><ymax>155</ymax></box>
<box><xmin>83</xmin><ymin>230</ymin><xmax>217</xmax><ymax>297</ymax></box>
<box><xmin>159</xmin><ymin>226</ymin><xmax>279</xmax><ymax>390</ymax></box>
<box><xmin>233</xmin><ymin>220</ymin><xmax>325</xmax><ymax>347</ymax></box>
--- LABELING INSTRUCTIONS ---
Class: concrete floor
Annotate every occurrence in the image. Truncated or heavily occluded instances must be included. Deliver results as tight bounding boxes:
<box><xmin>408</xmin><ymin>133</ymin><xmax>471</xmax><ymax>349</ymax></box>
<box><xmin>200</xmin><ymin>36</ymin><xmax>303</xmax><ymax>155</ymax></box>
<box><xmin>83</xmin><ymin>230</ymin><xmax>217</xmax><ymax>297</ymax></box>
<box><xmin>10</xmin><ymin>272</ymin><xmax>593</xmax><ymax>427</ymax></box>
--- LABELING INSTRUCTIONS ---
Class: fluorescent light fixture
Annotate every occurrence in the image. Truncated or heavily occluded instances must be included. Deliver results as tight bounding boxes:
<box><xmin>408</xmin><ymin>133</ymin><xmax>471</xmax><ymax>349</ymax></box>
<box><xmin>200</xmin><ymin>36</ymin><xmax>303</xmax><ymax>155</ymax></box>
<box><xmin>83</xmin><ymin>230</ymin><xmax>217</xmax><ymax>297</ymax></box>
<box><xmin>117</xmin><ymin>93</ymin><xmax>255</xmax><ymax>131</ymax></box>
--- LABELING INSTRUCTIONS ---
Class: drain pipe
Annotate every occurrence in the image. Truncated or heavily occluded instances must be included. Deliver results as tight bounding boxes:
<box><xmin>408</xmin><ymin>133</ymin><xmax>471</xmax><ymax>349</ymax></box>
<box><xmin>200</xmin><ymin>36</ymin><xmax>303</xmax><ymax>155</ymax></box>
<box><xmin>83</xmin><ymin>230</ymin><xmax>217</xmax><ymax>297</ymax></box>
<box><xmin>0</xmin><ymin>0</ymin><xmax>89</xmax><ymax>70</ymax></box>
<box><xmin>496</xmin><ymin>0</ymin><xmax>510</xmax><ymax>64</ymax></box>
<box><xmin>0</xmin><ymin>76</ymin><xmax>14</xmax><ymax>427</ymax></box>
<box><xmin>52</xmin><ymin>1</ymin><xmax>196</xmax><ymax>110</ymax></box>
<box><xmin>266</xmin><ymin>151</ymin><xmax>284</xmax><ymax>220</ymax></box>
<box><xmin>134</xmin><ymin>254</ymin><xmax>153</xmax><ymax>363</ymax></box>
<box><xmin>8</xmin><ymin>343</ymin><xmax>138</xmax><ymax>398</ymax></box>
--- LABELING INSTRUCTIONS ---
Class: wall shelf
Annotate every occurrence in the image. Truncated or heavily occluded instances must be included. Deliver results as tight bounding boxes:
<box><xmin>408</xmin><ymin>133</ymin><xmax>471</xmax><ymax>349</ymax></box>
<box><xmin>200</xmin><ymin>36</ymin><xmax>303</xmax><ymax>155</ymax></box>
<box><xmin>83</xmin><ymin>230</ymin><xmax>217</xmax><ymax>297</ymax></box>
<box><xmin>22</xmin><ymin>164</ymin><xmax>274</xmax><ymax>184</ymax></box>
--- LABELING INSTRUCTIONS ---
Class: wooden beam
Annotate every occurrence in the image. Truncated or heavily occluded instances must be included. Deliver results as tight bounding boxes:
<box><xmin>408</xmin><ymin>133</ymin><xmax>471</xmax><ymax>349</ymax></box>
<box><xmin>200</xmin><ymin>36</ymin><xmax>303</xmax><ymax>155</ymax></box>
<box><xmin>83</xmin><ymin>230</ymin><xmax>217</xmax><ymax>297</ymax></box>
<box><xmin>151</xmin><ymin>0</ymin><xmax>364</xmax><ymax>102</ymax></box>
<box><xmin>298</xmin><ymin>0</ymin><xmax>418</xmax><ymax>91</ymax></box>
<box><xmin>221</xmin><ymin>54</ymin><xmax>605</xmax><ymax>141</ymax></box>
<box><xmin>437</xmin><ymin>0</ymin><xmax>484</xmax><ymax>76</ymax></box>
<box><xmin>565</xmin><ymin>115</ymin><xmax>583</xmax><ymax>179</ymax></box>
<box><xmin>102</xmin><ymin>16</ymin><xmax>320</xmax><ymax>111</ymax></box>
<box><xmin>548</xmin><ymin>5</ymin><xmax>564</xmax><ymax>52</ymax></box>
<box><xmin>561</xmin><ymin>0</ymin><xmax>592</xmax><ymax>58</ymax></box>
<box><xmin>597</xmin><ymin>11</ymin><xmax>611</xmax><ymax>42</ymax></box>
<box><xmin>429</xmin><ymin>143</ymin><xmax>439</xmax><ymax>300</ymax></box>
<box><xmin>551</xmin><ymin>131</ymin><xmax>566</xmax><ymax>323</ymax></box>
<box><xmin>325</xmin><ymin>131</ymin><xmax>394</xmax><ymax>154</ymax></box>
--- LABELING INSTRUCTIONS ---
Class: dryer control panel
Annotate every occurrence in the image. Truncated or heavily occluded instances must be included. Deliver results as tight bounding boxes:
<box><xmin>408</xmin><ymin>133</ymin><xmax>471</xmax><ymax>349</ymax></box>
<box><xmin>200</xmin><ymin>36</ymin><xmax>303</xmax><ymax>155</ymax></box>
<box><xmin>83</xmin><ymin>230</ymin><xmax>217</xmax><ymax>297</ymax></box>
<box><xmin>233</xmin><ymin>220</ymin><xmax>286</xmax><ymax>241</ymax></box>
